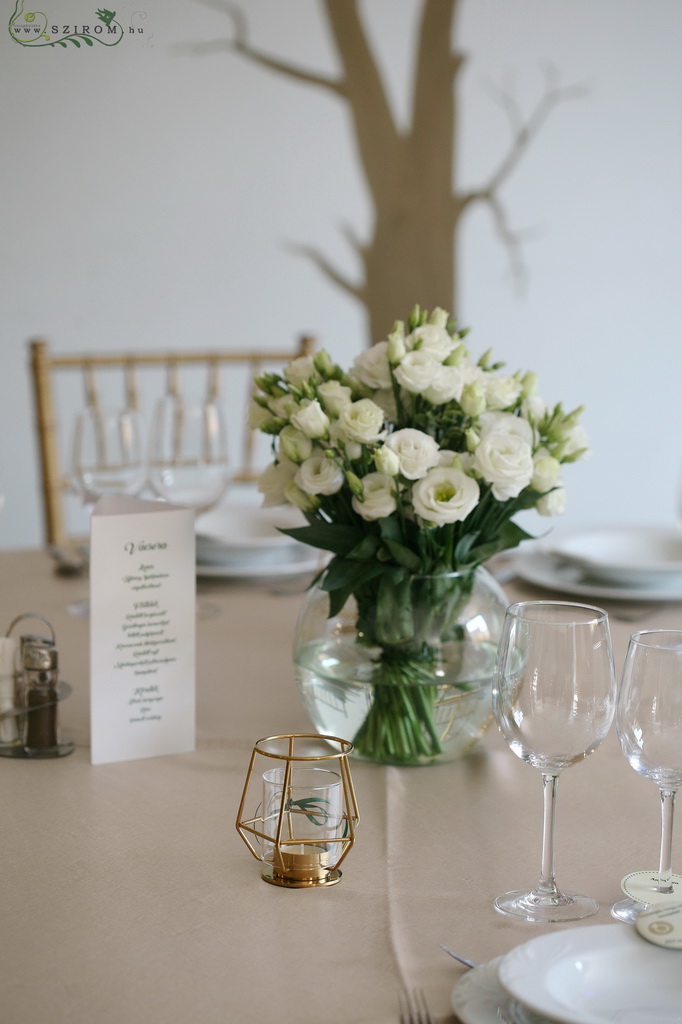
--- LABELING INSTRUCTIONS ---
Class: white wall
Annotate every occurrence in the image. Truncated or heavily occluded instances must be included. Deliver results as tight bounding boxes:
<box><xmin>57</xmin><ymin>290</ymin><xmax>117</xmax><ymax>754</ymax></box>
<box><xmin>2</xmin><ymin>0</ymin><xmax>681</xmax><ymax>549</ymax></box>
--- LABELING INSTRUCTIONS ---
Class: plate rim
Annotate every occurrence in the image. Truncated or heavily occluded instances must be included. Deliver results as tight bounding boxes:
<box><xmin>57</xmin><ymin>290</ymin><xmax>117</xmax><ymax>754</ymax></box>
<box><xmin>550</xmin><ymin>524</ymin><xmax>682</xmax><ymax>576</ymax></box>
<box><xmin>514</xmin><ymin>549</ymin><xmax>682</xmax><ymax>602</ymax></box>
<box><xmin>496</xmin><ymin>922</ymin><xmax>681</xmax><ymax>1024</ymax></box>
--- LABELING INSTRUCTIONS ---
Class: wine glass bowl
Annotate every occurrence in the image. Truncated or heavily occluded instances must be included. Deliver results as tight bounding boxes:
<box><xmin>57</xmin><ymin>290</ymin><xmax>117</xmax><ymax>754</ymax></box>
<box><xmin>612</xmin><ymin>629</ymin><xmax>682</xmax><ymax>922</ymax></box>
<box><xmin>148</xmin><ymin>395</ymin><xmax>231</xmax><ymax>515</ymax></box>
<box><xmin>493</xmin><ymin>600</ymin><xmax>616</xmax><ymax>922</ymax></box>
<box><xmin>71</xmin><ymin>406</ymin><xmax>147</xmax><ymax>508</ymax></box>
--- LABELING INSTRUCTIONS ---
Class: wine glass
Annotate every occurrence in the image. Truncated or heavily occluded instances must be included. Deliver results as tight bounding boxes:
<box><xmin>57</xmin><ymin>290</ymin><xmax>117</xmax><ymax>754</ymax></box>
<box><xmin>493</xmin><ymin>600</ymin><xmax>616</xmax><ymax>922</ymax></box>
<box><xmin>148</xmin><ymin>394</ymin><xmax>231</xmax><ymax>515</ymax></box>
<box><xmin>612</xmin><ymin>629</ymin><xmax>682</xmax><ymax>922</ymax></box>
<box><xmin>72</xmin><ymin>406</ymin><xmax>147</xmax><ymax>512</ymax></box>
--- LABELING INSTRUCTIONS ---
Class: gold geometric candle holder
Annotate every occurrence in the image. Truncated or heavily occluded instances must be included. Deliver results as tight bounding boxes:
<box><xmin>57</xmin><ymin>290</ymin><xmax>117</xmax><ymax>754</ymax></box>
<box><xmin>236</xmin><ymin>734</ymin><xmax>359</xmax><ymax>888</ymax></box>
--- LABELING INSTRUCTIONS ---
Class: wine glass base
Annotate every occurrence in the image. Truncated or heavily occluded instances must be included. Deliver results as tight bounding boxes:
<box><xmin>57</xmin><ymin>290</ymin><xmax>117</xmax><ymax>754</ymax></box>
<box><xmin>611</xmin><ymin>896</ymin><xmax>647</xmax><ymax>922</ymax></box>
<box><xmin>494</xmin><ymin>888</ymin><xmax>599</xmax><ymax>923</ymax></box>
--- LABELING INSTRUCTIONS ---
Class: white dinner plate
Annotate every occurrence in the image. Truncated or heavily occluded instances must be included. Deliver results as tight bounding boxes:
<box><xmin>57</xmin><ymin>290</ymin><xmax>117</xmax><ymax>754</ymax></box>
<box><xmin>196</xmin><ymin>503</ymin><xmax>305</xmax><ymax>554</ymax></box>
<box><xmin>551</xmin><ymin>526</ymin><xmax>682</xmax><ymax>586</ymax></box>
<box><xmin>514</xmin><ymin>549</ymin><xmax>682</xmax><ymax>602</ymax></box>
<box><xmin>450</xmin><ymin>958</ymin><xmax>550</xmax><ymax>1024</ymax></box>
<box><xmin>196</xmin><ymin>548</ymin><xmax>322</xmax><ymax>579</ymax></box>
<box><xmin>497</xmin><ymin>923</ymin><xmax>682</xmax><ymax>1024</ymax></box>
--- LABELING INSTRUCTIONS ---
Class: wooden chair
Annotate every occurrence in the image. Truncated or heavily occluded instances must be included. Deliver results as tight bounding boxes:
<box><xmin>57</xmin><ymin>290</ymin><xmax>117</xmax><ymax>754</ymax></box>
<box><xmin>28</xmin><ymin>336</ymin><xmax>315</xmax><ymax>551</ymax></box>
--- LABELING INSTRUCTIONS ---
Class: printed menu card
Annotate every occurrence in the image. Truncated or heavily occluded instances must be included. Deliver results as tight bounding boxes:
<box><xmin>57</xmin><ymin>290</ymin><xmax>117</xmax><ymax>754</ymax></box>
<box><xmin>89</xmin><ymin>495</ymin><xmax>196</xmax><ymax>765</ymax></box>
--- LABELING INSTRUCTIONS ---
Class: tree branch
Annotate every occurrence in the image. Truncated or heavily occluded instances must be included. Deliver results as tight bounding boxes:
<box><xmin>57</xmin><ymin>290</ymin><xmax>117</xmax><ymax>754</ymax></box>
<box><xmin>196</xmin><ymin>0</ymin><xmax>344</xmax><ymax>95</ymax></box>
<box><xmin>480</xmin><ymin>64</ymin><xmax>589</xmax><ymax>195</ymax></box>
<box><xmin>283</xmin><ymin>239</ymin><xmax>366</xmax><ymax>301</ymax></box>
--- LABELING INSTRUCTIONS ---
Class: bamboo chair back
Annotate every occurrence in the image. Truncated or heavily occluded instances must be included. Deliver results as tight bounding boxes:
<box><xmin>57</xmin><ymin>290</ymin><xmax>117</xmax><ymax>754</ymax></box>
<box><xmin>28</xmin><ymin>336</ymin><xmax>315</xmax><ymax>550</ymax></box>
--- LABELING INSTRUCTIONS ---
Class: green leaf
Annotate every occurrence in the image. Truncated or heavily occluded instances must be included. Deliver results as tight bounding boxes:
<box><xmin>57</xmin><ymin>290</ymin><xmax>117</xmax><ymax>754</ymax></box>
<box><xmin>320</xmin><ymin>557</ymin><xmax>384</xmax><ymax>595</ymax></box>
<box><xmin>279</xmin><ymin>522</ymin><xmax>361</xmax><ymax>556</ymax></box>
<box><xmin>346</xmin><ymin>535</ymin><xmax>380</xmax><ymax>561</ymax></box>
<box><xmin>382</xmin><ymin>538</ymin><xmax>421</xmax><ymax>572</ymax></box>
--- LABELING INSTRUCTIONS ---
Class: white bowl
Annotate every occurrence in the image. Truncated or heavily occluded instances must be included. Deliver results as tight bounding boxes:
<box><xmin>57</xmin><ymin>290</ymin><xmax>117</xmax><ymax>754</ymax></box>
<box><xmin>550</xmin><ymin>525</ymin><xmax>682</xmax><ymax>587</ymax></box>
<box><xmin>195</xmin><ymin>503</ymin><xmax>307</xmax><ymax>567</ymax></box>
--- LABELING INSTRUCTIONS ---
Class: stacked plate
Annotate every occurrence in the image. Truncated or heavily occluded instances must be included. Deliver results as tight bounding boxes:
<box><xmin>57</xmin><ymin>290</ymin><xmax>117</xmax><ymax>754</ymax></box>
<box><xmin>194</xmin><ymin>502</ymin><xmax>320</xmax><ymax>579</ymax></box>
<box><xmin>451</xmin><ymin>923</ymin><xmax>682</xmax><ymax>1023</ymax></box>
<box><xmin>514</xmin><ymin>526</ymin><xmax>682</xmax><ymax>603</ymax></box>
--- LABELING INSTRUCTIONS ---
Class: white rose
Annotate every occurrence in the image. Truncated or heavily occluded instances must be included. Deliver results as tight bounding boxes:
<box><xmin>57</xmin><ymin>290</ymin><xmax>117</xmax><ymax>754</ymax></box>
<box><xmin>537</xmin><ymin>487</ymin><xmax>567</xmax><ymax>517</ymax></box>
<box><xmin>337</xmin><ymin>398</ymin><xmax>386</xmax><ymax>444</ymax></box>
<box><xmin>351</xmin><ymin>341</ymin><xmax>392</xmax><ymax>390</ymax></box>
<box><xmin>484</xmin><ymin>373</ymin><xmax>522</xmax><ymax>411</ymax></box>
<box><xmin>422</xmin><ymin>364</ymin><xmax>465</xmax><ymax>405</ymax></box>
<box><xmin>531</xmin><ymin>450</ymin><xmax>562</xmax><ymax>493</ymax></box>
<box><xmin>374</xmin><ymin>445</ymin><xmax>401</xmax><ymax>476</ymax></box>
<box><xmin>406</xmin><ymin>322</ymin><xmax>457</xmax><ymax>360</ymax></box>
<box><xmin>393</xmin><ymin>349</ymin><xmax>440</xmax><ymax>394</ymax></box>
<box><xmin>258</xmin><ymin>459</ymin><xmax>297</xmax><ymax>507</ymax></box>
<box><xmin>295</xmin><ymin>454</ymin><xmax>344</xmax><ymax>496</ymax></box>
<box><xmin>290</xmin><ymin>399</ymin><xmax>330</xmax><ymax>439</ymax></box>
<box><xmin>278</xmin><ymin>425</ymin><xmax>314</xmax><ymax>464</ymax></box>
<box><xmin>284</xmin><ymin>355</ymin><xmax>318</xmax><ymax>388</ymax></box>
<box><xmin>411</xmin><ymin>467</ymin><xmax>480</xmax><ymax>526</ymax></box>
<box><xmin>317</xmin><ymin>380</ymin><xmax>352</xmax><ymax>418</ymax></box>
<box><xmin>473</xmin><ymin>431</ymin><xmax>534</xmax><ymax>500</ymax></box>
<box><xmin>351</xmin><ymin>473</ymin><xmax>397</xmax><ymax>521</ymax></box>
<box><xmin>384</xmin><ymin>428</ymin><xmax>440</xmax><ymax>480</ymax></box>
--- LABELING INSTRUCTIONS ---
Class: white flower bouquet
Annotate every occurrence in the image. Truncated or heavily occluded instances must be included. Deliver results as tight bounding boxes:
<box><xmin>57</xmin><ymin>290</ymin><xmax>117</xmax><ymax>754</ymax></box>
<box><xmin>252</xmin><ymin>307</ymin><xmax>588</xmax><ymax>763</ymax></box>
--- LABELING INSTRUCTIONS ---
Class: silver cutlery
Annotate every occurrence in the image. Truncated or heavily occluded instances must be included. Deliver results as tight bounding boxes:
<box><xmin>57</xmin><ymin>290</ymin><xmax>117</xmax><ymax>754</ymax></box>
<box><xmin>439</xmin><ymin>943</ymin><xmax>479</xmax><ymax>969</ymax></box>
<box><xmin>398</xmin><ymin>986</ymin><xmax>437</xmax><ymax>1024</ymax></box>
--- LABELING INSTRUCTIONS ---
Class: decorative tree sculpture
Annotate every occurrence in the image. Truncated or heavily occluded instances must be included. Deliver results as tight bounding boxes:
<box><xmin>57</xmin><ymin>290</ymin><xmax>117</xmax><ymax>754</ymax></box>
<box><xmin>199</xmin><ymin>0</ymin><xmax>582</xmax><ymax>344</ymax></box>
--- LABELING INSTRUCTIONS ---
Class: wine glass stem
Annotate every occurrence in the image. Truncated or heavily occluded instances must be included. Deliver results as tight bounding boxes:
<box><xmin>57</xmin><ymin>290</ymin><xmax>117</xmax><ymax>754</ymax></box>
<box><xmin>658</xmin><ymin>788</ymin><xmax>677</xmax><ymax>893</ymax></box>
<box><xmin>539</xmin><ymin>773</ymin><xmax>560</xmax><ymax>896</ymax></box>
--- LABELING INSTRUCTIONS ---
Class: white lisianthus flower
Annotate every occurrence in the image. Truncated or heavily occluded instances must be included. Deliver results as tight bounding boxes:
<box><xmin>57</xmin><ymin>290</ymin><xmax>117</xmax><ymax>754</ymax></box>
<box><xmin>284</xmin><ymin>355</ymin><xmax>318</xmax><ymax>388</ymax></box>
<box><xmin>295</xmin><ymin>454</ymin><xmax>344</xmax><ymax>496</ymax></box>
<box><xmin>370</xmin><ymin>387</ymin><xmax>398</xmax><ymax>421</ymax></box>
<box><xmin>562</xmin><ymin>424</ymin><xmax>590</xmax><ymax>460</ymax></box>
<box><xmin>290</xmin><ymin>399</ymin><xmax>330</xmax><ymax>439</ymax></box>
<box><xmin>437</xmin><ymin>449</ymin><xmax>475</xmax><ymax>472</ymax></box>
<box><xmin>384</xmin><ymin>428</ymin><xmax>440</xmax><ymax>479</ymax></box>
<box><xmin>258</xmin><ymin>458</ymin><xmax>298</xmax><ymax>507</ymax></box>
<box><xmin>411</xmin><ymin>467</ymin><xmax>480</xmax><ymax>526</ymax></box>
<box><xmin>422</xmin><ymin>364</ymin><xmax>465</xmax><ymax>405</ymax></box>
<box><xmin>351</xmin><ymin>473</ymin><xmax>397</xmax><ymax>521</ymax></box>
<box><xmin>351</xmin><ymin>341</ymin><xmax>392</xmax><ymax>390</ymax></box>
<box><xmin>283</xmin><ymin>479</ymin><xmax>320</xmax><ymax>513</ymax></box>
<box><xmin>374</xmin><ymin>444</ymin><xmax>401</xmax><ymax>477</ymax></box>
<box><xmin>406</xmin><ymin>323</ymin><xmax>458</xmax><ymax>360</ymax></box>
<box><xmin>337</xmin><ymin>398</ymin><xmax>386</xmax><ymax>444</ymax></box>
<box><xmin>485</xmin><ymin>374</ymin><xmax>522</xmax><ymax>411</ymax></box>
<box><xmin>537</xmin><ymin>486</ymin><xmax>567</xmax><ymax>517</ymax></box>
<box><xmin>329</xmin><ymin>420</ymin><xmax>362</xmax><ymax>460</ymax></box>
<box><xmin>473</xmin><ymin>431</ymin><xmax>534</xmax><ymax>500</ymax></box>
<box><xmin>267</xmin><ymin>394</ymin><xmax>298</xmax><ymax>420</ymax></box>
<box><xmin>278</xmin><ymin>425</ymin><xmax>314</xmax><ymax>465</ymax></box>
<box><xmin>248</xmin><ymin>400</ymin><xmax>275</xmax><ymax>430</ymax></box>
<box><xmin>393</xmin><ymin>349</ymin><xmax>440</xmax><ymax>394</ymax></box>
<box><xmin>317</xmin><ymin>380</ymin><xmax>352</xmax><ymax>418</ymax></box>
<box><xmin>521</xmin><ymin>394</ymin><xmax>549</xmax><ymax>423</ymax></box>
<box><xmin>478</xmin><ymin>411</ymin><xmax>534</xmax><ymax>447</ymax></box>
<box><xmin>427</xmin><ymin>306</ymin><xmax>450</xmax><ymax>328</ymax></box>
<box><xmin>531</xmin><ymin>449</ymin><xmax>563</xmax><ymax>493</ymax></box>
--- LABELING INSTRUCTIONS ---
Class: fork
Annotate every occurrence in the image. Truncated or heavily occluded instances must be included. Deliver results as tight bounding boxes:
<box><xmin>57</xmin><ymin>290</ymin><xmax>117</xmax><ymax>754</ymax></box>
<box><xmin>398</xmin><ymin>987</ymin><xmax>437</xmax><ymax>1024</ymax></box>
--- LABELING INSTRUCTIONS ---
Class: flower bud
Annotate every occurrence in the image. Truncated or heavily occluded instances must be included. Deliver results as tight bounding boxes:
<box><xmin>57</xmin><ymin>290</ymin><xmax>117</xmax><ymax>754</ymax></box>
<box><xmin>283</xmin><ymin>480</ymin><xmax>320</xmax><ymax>512</ymax></box>
<box><xmin>460</xmin><ymin>382</ymin><xmax>486</xmax><ymax>417</ymax></box>
<box><xmin>345</xmin><ymin>471</ymin><xmax>364</xmax><ymax>498</ymax></box>
<box><xmin>387</xmin><ymin>323</ymin><xmax>406</xmax><ymax>364</ymax></box>
<box><xmin>428</xmin><ymin>307</ymin><xmax>449</xmax><ymax>328</ymax></box>
<box><xmin>521</xmin><ymin>371</ymin><xmax>538</xmax><ymax>397</ymax></box>
<box><xmin>465</xmin><ymin>427</ymin><xmax>480</xmax><ymax>452</ymax></box>
<box><xmin>278</xmin><ymin>425</ymin><xmax>314</xmax><ymax>465</ymax></box>
<box><xmin>313</xmin><ymin>349</ymin><xmax>336</xmax><ymax>379</ymax></box>
<box><xmin>374</xmin><ymin>445</ymin><xmax>401</xmax><ymax>477</ymax></box>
